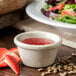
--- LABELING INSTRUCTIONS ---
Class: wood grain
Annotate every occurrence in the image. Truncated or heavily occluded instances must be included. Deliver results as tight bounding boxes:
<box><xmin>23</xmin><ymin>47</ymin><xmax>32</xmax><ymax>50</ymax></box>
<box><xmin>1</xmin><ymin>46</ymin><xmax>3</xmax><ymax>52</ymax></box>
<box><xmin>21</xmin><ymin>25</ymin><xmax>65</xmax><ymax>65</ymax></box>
<box><xmin>14</xmin><ymin>18</ymin><xmax>76</xmax><ymax>48</ymax></box>
<box><xmin>0</xmin><ymin>26</ymin><xmax>75</xmax><ymax>76</ymax></box>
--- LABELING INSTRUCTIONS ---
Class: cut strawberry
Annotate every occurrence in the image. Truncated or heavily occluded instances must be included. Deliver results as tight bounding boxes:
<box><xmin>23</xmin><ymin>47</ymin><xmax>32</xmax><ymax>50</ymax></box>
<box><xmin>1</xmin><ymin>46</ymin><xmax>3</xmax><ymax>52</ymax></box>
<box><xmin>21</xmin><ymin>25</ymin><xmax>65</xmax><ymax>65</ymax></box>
<box><xmin>5</xmin><ymin>55</ymin><xmax>20</xmax><ymax>75</ymax></box>
<box><xmin>61</xmin><ymin>10</ymin><xmax>70</xmax><ymax>17</ymax></box>
<box><xmin>67</xmin><ymin>9</ymin><xmax>76</xmax><ymax>16</ymax></box>
<box><xmin>47</xmin><ymin>3</ymin><xmax>64</xmax><ymax>11</ymax></box>
<box><xmin>0</xmin><ymin>48</ymin><xmax>20</xmax><ymax>68</ymax></box>
<box><xmin>0</xmin><ymin>48</ymin><xmax>8</xmax><ymax>61</ymax></box>
<box><xmin>0</xmin><ymin>60</ymin><xmax>7</xmax><ymax>67</ymax></box>
<box><xmin>61</xmin><ymin>9</ymin><xmax>76</xmax><ymax>17</ymax></box>
<box><xmin>0</xmin><ymin>51</ymin><xmax>21</xmax><ymax>67</ymax></box>
<box><xmin>5</xmin><ymin>51</ymin><xmax>21</xmax><ymax>62</ymax></box>
<box><xmin>9</xmin><ymin>47</ymin><xmax>19</xmax><ymax>55</ymax></box>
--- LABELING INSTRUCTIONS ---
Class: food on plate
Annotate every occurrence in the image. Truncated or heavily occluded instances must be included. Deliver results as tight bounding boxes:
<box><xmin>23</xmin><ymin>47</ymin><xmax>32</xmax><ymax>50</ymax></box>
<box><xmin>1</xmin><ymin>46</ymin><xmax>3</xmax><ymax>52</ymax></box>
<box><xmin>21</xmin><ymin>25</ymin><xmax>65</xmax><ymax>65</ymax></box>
<box><xmin>41</xmin><ymin>0</ymin><xmax>76</xmax><ymax>24</ymax></box>
<box><xmin>0</xmin><ymin>48</ymin><xmax>20</xmax><ymax>75</ymax></box>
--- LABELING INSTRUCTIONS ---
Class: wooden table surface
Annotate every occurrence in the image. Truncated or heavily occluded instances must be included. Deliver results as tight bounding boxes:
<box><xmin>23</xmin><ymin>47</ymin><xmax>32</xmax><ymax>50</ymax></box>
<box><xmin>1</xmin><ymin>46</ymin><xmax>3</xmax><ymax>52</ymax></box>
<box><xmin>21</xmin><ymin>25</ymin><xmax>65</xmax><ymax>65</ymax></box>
<box><xmin>0</xmin><ymin>26</ymin><xmax>75</xmax><ymax>76</ymax></box>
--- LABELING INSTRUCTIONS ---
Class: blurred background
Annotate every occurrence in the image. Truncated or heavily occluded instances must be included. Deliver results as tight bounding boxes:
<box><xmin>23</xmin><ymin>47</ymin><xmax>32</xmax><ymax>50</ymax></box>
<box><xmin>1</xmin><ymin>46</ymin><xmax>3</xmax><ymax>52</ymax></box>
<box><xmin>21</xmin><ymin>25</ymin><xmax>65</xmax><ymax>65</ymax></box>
<box><xmin>0</xmin><ymin>0</ymin><xmax>75</xmax><ymax>49</ymax></box>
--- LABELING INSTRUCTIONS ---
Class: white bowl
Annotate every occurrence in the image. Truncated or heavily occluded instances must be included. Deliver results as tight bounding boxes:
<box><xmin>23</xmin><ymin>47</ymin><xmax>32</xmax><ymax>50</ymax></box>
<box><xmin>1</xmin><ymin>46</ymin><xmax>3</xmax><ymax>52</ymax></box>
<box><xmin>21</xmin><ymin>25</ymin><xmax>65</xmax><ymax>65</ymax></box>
<box><xmin>14</xmin><ymin>31</ymin><xmax>62</xmax><ymax>68</ymax></box>
<box><xmin>26</xmin><ymin>0</ymin><xmax>76</xmax><ymax>34</ymax></box>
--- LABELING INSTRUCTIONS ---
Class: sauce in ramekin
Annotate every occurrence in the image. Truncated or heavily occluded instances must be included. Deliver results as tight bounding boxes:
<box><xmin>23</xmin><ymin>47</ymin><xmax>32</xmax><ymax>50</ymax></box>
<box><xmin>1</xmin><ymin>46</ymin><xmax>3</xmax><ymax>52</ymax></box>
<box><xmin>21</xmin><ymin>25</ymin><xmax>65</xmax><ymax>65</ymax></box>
<box><xmin>22</xmin><ymin>38</ymin><xmax>54</xmax><ymax>45</ymax></box>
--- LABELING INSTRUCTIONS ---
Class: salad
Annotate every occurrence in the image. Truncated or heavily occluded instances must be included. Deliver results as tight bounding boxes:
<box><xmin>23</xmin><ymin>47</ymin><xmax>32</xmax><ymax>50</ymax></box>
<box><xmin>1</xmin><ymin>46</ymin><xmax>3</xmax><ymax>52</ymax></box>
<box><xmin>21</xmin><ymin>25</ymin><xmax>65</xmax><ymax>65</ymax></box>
<box><xmin>41</xmin><ymin>0</ymin><xmax>76</xmax><ymax>24</ymax></box>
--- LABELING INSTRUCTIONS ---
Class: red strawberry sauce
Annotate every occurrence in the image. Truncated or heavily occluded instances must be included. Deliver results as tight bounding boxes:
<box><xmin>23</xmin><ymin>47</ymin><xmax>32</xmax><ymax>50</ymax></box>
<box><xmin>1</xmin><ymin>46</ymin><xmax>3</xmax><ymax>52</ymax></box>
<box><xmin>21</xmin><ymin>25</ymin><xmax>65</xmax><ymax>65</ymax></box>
<box><xmin>22</xmin><ymin>38</ymin><xmax>54</xmax><ymax>45</ymax></box>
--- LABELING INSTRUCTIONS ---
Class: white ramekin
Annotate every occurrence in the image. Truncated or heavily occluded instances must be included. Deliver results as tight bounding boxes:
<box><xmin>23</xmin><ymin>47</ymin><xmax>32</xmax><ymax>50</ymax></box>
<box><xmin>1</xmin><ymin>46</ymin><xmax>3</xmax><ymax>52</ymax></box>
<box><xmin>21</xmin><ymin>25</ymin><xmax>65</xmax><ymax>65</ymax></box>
<box><xmin>14</xmin><ymin>31</ymin><xmax>62</xmax><ymax>68</ymax></box>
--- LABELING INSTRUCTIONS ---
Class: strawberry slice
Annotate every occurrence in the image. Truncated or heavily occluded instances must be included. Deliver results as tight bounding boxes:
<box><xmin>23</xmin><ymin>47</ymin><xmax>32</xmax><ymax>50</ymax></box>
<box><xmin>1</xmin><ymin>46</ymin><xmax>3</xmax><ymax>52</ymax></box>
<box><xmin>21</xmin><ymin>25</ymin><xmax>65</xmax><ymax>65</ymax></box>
<box><xmin>61</xmin><ymin>9</ymin><xmax>76</xmax><ymax>17</ymax></box>
<box><xmin>5</xmin><ymin>51</ymin><xmax>21</xmax><ymax>62</ymax></box>
<box><xmin>0</xmin><ymin>48</ymin><xmax>21</xmax><ymax>68</ymax></box>
<box><xmin>0</xmin><ymin>51</ymin><xmax>21</xmax><ymax>68</ymax></box>
<box><xmin>5</xmin><ymin>55</ymin><xmax>20</xmax><ymax>75</ymax></box>
<box><xmin>61</xmin><ymin>10</ymin><xmax>70</xmax><ymax>17</ymax></box>
<box><xmin>9</xmin><ymin>47</ymin><xmax>19</xmax><ymax>56</ymax></box>
<box><xmin>0</xmin><ymin>60</ymin><xmax>7</xmax><ymax>67</ymax></box>
<box><xmin>67</xmin><ymin>9</ymin><xmax>76</xmax><ymax>16</ymax></box>
<box><xmin>0</xmin><ymin>48</ymin><xmax>8</xmax><ymax>61</ymax></box>
<box><xmin>47</xmin><ymin>3</ymin><xmax>64</xmax><ymax>11</ymax></box>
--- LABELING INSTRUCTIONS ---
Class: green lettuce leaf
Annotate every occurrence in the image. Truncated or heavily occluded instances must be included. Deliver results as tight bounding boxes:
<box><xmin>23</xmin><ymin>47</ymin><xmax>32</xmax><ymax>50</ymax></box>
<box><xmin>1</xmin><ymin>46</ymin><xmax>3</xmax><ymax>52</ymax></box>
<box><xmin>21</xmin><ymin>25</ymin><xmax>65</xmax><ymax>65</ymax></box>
<box><xmin>43</xmin><ymin>4</ymin><xmax>52</xmax><ymax>11</ymax></box>
<box><xmin>55</xmin><ymin>15</ymin><xmax>76</xmax><ymax>24</ymax></box>
<box><xmin>64</xmin><ymin>4</ymin><xmax>76</xmax><ymax>11</ymax></box>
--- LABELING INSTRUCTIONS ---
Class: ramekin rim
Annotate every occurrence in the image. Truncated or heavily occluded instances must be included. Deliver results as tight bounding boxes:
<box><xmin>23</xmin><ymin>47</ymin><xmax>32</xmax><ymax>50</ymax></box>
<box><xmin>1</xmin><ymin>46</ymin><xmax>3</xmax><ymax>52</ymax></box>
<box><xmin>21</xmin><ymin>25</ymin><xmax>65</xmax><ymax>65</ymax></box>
<box><xmin>14</xmin><ymin>31</ymin><xmax>62</xmax><ymax>48</ymax></box>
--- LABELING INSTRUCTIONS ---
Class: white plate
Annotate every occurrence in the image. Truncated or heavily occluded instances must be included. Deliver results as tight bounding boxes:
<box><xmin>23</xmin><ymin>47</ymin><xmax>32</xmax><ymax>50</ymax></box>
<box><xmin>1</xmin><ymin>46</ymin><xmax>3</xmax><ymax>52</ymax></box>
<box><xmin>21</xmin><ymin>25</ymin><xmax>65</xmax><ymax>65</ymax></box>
<box><xmin>26</xmin><ymin>0</ymin><xmax>76</xmax><ymax>34</ymax></box>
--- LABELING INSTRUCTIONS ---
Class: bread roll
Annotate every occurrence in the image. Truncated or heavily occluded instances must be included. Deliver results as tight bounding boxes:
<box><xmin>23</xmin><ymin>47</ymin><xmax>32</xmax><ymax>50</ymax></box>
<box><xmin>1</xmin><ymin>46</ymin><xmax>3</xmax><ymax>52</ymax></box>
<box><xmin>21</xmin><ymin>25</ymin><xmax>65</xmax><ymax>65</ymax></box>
<box><xmin>0</xmin><ymin>0</ymin><xmax>26</xmax><ymax>14</ymax></box>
